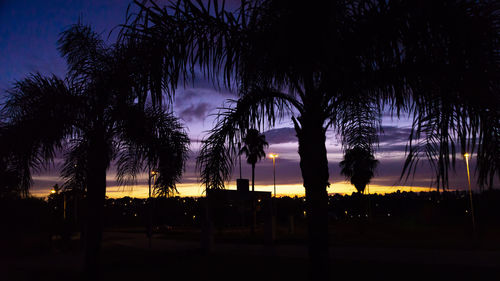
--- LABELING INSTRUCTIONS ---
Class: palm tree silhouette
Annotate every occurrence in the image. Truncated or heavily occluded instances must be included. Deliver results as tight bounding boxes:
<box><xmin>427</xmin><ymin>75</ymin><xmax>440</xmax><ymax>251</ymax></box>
<box><xmin>339</xmin><ymin>146</ymin><xmax>379</xmax><ymax>194</ymax></box>
<box><xmin>122</xmin><ymin>1</ymin><xmax>500</xmax><ymax>278</ymax></box>
<box><xmin>1</xmin><ymin>23</ymin><xmax>189</xmax><ymax>277</ymax></box>
<box><xmin>239</xmin><ymin>129</ymin><xmax>269</xmax><ymax>192</ymax></box>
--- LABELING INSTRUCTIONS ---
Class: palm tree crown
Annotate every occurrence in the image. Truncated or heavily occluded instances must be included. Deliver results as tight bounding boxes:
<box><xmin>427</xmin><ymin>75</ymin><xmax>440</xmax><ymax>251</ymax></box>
<box><xmin>240</xmin><ymin>129</ymin><xmax>268</xmax><ymax>166</ymax></box>
<box><xmin>339</xmin><ymin>146</ymin><xmax>379</xmax><ymax>194</ymax></box>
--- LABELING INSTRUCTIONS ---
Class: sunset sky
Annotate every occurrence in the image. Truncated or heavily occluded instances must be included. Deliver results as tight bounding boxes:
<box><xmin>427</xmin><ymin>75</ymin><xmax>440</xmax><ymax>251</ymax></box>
<box><xmin>0</xmin><ymin>0</ymin><xmax>478</xmax><ymax>197</ymax></box>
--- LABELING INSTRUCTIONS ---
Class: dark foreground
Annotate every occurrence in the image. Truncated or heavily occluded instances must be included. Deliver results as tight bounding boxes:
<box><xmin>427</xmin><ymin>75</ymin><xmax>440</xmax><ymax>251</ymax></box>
<box><xmin>3</xmin><ymin>192</ymin><xmax>500</xmax><ymax>280</ymax></box>
<box><xmin>2</xmin><ymin>229</ymin><xmax>500</xmax><ymax>281</ymax></box>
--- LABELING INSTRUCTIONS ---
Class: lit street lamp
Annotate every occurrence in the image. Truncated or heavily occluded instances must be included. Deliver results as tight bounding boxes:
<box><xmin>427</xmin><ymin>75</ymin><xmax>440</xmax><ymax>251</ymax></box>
<box><xmin>149</xmin><ymin>170</ymin><xmax>157</xmax><ymax>198</ymax></box>
<box><xmin>148</xmin><ymin>169</ymin><xmax>158</xmax><ymax>248</ymax></box>
<box><xmin>269</xmin><ymin>153</ymin><xmax>278</xmax><ymax>197</ymax></box>
<box><xmin>464</xmin><ymin>153</ymin><xmax>475</xmax><ymax>233</ymax></box>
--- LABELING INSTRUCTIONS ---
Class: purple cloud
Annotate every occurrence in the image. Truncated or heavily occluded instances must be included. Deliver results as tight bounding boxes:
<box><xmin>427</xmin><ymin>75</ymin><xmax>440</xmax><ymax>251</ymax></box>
<box><xmin>263</xmin><ymin>127</ymin><xmax>297</xmax><ymax>144</ymax></box>
<box><xmin>180</xmin><ymin>102</ymin><xmax>211</xmax><ymax>122</ymax></box>
<box><xmin>379</xmin><ymin>125</ymin><xmax>412</xmax><ymax>143</ymax></box>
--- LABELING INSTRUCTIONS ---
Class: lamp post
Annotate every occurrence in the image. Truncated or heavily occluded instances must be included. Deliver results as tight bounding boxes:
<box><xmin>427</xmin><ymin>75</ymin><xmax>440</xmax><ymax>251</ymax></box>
<box><xmin>464</xmin><ymin>153</ymin><xmax>475</xmax><ymax>233</ymax></box>
<box><xmin>267</xmin><ymin>153</ymin><xmax>279</xmax><ymax>241</ymax></box>
<box><xmin>149</xmin><ymin>170</ymin><xmax>157</xmax><ymax>198</ymax></box>
<box><xmin>148</xmin><ymin>169</ymin><xmax>157</xmax><ymax>248</ymax></box>
<box><xmin>269</xmin><ymin>153</ymin><xmax>278</xmax><ymax>197</ymax></box>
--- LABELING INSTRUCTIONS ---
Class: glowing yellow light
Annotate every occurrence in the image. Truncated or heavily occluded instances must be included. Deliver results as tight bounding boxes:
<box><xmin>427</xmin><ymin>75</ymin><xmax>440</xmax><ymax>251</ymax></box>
<box><xmin>151</xmin><ymin>170</ymin><xmax>158</xmax><ymax>176</ymax></box>
<box><xmin>464</xmin><ymin>153</ymin><xmax>470</xmax><ymax>158</ymax></box>
<box><xmin>50</xmin><ymin>189</ymin><xmax>56</xmax><ymax>194</ymax></box>
<box><xmin>268</xmin><ymin>153</ymin><xmax>279</xmax><ymax>159</ymax></box>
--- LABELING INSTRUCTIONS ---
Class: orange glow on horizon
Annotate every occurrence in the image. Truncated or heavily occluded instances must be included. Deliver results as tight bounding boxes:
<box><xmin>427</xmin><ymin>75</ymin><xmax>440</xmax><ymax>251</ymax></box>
<box><xmin>31</xmin><ymin>182</ymin><xmax>436</xmax><ymax>198</ymax></box>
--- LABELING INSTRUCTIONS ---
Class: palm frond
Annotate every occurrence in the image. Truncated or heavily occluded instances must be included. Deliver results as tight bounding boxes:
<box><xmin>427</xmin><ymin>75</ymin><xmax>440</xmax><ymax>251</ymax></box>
<box><xmin>119</xmin><ymin>0</ymin><xmax>249</xmax><ymax>105</ymax></box>
<box><xmin>115</xmin><ymin>105</ymin><xmax>190</xmax><ymax>196</ymax></box>
<box><xmin>1</xmin><ymin>74</ymin><xmax>76</xmax><ymax>193</ymax></box>
<box><xmin>395</xmin><ymin>0</ymin><xmax>500</xmax><ymax>189</ymax></box>
<box><xmin>196</xmin><ymin>88</ymin><xmax>297</xmax><ymax>190</ymax></box>
<box><xmin>58</xmin><ymin>22</ymin><xmax>109</xmax><ymax>85</ymax></box>
<box><xmin>61</xmin><ymin>138</ymin><xmax>88</xmax><ymax>191</ymax></box>
<box><xmin>334</xmin><ymin>95</ymin><xmax>381</xmax><ymax>152</ymax></box>
<box><xmin>477</xmin><ymin>110</ymin><xmax>500</xmax><ymax>189</ymax></box>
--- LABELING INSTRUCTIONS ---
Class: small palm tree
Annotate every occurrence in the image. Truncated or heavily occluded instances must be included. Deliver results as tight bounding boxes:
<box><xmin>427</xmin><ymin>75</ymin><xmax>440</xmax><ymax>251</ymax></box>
<box><xmin>1</xmin><ymin>23</ymin><xmax>189</xmax><ymax>276</ymax></box>
<box><xmin>239</xmin><ymin>129</ymin><xmax>269</xmax><ymax>192</ymax></box>
<box><xmin>339</xmin><ymin>146</ymin><xmax>379</xmax><ymax>194</ymax></box>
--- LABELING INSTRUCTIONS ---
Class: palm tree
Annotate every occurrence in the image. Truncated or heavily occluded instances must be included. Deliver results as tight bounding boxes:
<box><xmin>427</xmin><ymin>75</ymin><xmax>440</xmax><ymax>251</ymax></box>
<box><xmin>122</xmin><ymin>1</ymin><xmax>500</xmax><ymax>278</ymax></box>
<box><xmin>339</xmin><ymin>146</ymin><xmax>379</xmax><ymax>194</ymax></box>
<box><xmin>1</xmin><ymin>23</ymin><xmax>190</xmax><ymax>277</ymax></box>
<box><xmin>239</xmin><ymin>128</ymin><xmax>269</xmax><ymax>192</ymax></box>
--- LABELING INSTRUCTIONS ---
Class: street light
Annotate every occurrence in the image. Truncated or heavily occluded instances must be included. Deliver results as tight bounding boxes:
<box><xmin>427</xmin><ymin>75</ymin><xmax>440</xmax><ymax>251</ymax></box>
<box><xmin>464</xmin><ymin>153</ymin><xmax>475</xmax><ymax>233</ymax></box>
<box><xmin>269</xmin><ymin>153</ymin><xmax>278</xmax><ymax>197</ymax></box>
<box><xmin>149</xmin><ymin>170</ymin><xmax>158</xmax><ymax>198</ymax></box>
<box><xmin>147</xmin><ymin>169</ymin><xmax>158</xmax><ymax>248</ymax></box>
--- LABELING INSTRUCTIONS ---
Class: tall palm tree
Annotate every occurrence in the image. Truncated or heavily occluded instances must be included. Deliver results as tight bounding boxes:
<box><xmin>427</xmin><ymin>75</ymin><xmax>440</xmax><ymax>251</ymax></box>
<box><xmin>0</xmin><ymin>23</ymin><xmax>190</xmax><ymax>276</ymax></box>
<box><xmin>239</xmin><ymin>128</ymin><xmax>268</xmax><ymax>192</ymax></box>
<box><xmin>339</xmin><ymin>146</ymin><xmax>379</xmax><ymax>194</ymax></box>
<box><xmin>122</xmin><ymin>0</ymin><xmax>500</xmax><ymax>278</ymax></box>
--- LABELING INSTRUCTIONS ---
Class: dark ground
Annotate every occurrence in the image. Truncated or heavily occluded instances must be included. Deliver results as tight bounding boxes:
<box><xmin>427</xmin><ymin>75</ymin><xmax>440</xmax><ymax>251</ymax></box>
<box><xmin>3</xmin><ymin>193</ymin><xmax>500</xmax><ymax>280</ymax></box>
<box><xmin>2</xmin><ymin>223</ymin><xmax>500</xmax><ymax>281</ymax></box>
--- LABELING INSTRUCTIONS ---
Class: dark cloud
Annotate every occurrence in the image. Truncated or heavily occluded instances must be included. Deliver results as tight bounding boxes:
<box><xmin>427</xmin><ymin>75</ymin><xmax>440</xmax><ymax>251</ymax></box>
<box><xmin>174</xmin><ymin>87</ymin><xmax>236</xmax><ymax>126</ymax></box>
<box><xmin>379</xmin><ymin>125</ymin><xmax>412</xmax><ymax>143</ymax></box>
<box><xmin>180</xmin><ymin>102</ymin><xmax>211</xmax><ymax>122</ymax></box>
<box><xmin>263</xmin><ymin>127</ymin><xmax>297</xmax><ymax>144</ymax></box>
<box><xmin>377</xmin><ymin>145</ymin><xmax>407</xmax><ymax>153</ymax></box>
<box><xmin>175</xmin><ymin>86</ymin><xmax>236</xmax><ymax>107</ymax></box>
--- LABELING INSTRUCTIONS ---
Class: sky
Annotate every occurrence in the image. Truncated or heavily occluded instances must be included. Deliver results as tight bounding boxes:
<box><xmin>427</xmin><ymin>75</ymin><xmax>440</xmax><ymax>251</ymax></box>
<box><xmin>0</xmin><ymin>0</ymin><xmax>481</xmax><ymax>198</ymax></box>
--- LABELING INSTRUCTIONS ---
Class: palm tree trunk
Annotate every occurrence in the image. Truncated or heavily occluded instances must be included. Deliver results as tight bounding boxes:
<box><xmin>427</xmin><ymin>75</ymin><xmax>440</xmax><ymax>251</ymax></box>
<box><xmin>83</xmin><ymin>135</ymin><xmax>107</xmax><ymax>278</ymax></box>
<box><xmin>296</xmin><ymin>114</ymin><xmax>330</xmax><ymax>280</ymax></box>
<box><xmin>251</xmin><ymin>163</ymin><xmax>255</xmax><ymax>192</ymax></box>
